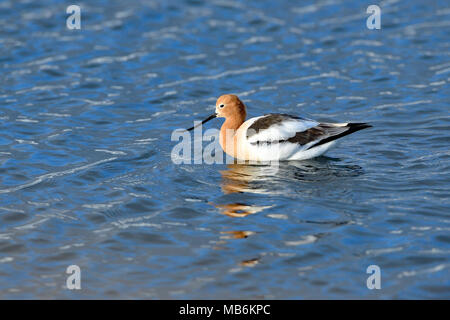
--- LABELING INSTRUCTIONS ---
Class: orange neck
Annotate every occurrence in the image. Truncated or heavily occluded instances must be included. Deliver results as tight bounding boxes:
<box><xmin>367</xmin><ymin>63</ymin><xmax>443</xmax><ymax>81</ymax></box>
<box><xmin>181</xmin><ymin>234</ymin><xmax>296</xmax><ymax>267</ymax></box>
<box><xmin>219</xmin><ymin>113</ymin><xmax>246</xmax><ymax>156</ymax></box>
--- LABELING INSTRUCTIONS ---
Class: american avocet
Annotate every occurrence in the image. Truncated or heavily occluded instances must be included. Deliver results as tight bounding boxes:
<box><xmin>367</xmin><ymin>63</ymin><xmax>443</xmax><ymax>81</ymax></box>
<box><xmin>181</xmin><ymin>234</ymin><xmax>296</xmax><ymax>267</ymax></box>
<box><xmin>187</xmin><ymin>94</ymin><xmax>371</xmax><ymax>161</ymax></box>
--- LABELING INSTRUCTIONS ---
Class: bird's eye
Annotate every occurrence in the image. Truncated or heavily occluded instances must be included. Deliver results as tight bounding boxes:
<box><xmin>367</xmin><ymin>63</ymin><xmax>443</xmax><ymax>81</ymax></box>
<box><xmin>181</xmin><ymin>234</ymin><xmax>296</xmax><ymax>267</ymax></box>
<box><xmin>219</xmin><ymin>104</ymin><xmax>225</xmax><ymax>108</ymax></box>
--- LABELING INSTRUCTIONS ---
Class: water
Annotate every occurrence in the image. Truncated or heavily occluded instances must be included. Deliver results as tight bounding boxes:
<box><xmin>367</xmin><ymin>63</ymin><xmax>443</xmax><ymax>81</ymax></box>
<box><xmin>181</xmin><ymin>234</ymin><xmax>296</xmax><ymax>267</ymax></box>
<box><xmin>0</xmin><ymin>0</ymin><xmax>449</xmax><ymax>299</ymax></box>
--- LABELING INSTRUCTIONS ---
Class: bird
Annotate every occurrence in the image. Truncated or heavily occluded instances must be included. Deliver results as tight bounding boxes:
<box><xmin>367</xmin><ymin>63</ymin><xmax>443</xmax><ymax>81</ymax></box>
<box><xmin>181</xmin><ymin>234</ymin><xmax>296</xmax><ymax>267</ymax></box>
<box><xmin>187</xmin><ymin>94</ymin><xmax>371</xmax><ymax>161</ymax></box>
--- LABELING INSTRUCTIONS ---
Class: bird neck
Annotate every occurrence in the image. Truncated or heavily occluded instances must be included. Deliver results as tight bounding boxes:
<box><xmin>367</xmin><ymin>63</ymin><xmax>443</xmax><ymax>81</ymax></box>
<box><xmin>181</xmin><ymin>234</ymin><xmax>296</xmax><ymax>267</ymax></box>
<box><xmin>220</xmin><ymin>114</ymin><xmax>246</xmax><ymax>154</ymax></box>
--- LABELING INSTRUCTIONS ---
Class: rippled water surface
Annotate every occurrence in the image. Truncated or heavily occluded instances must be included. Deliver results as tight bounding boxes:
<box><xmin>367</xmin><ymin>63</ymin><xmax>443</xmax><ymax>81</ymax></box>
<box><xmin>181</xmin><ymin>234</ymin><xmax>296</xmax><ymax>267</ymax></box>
<box><xmin>1</xmin><ymin>0</ymin><xmax>449</xmax><ymax>299</ymax></box>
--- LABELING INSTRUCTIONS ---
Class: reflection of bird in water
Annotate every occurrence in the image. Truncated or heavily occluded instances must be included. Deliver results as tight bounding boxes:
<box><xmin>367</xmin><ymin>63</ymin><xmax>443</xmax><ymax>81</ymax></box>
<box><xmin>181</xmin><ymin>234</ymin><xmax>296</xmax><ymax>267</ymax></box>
<box><xmin>239</xmin><ymin>258</ymin><xmax>259</xmax><ymax>267</ymax></box>
<box><xmin>210</xmin><ymin>159</ymin><xmax>363</xmax><ymax>218</ymax></box>
<box><xmin>218</xmin><ymin>159</ymin><xmax>364</xmax><ymax>196</ymax></box>
<box><xmin>219</xmin><ymin>163</ymin><xmax>279</xmax><ymax>195</ymax></box>
<box><xmin>220</xmin><ymin>231</ymin><xmax>255</xmax><ymax>239</ymax></box>
<box><xmin>208</xmin><ymin>158</ymin><xmax>364</xmax><ymax>224</ymax></box>
<box><xmin>210</xmin><ymin>160</ymin><xmax>361</xmax><ymax>269</ymax></box>
<box><xmin>211</xmin><ymin>163</ymin><xmax>276</xmax><ymax>217</ymax></box>
<box><xmin>213</xmin><ymin>202</ymin><xmax>273</xmax><ymax>217</ymax></box>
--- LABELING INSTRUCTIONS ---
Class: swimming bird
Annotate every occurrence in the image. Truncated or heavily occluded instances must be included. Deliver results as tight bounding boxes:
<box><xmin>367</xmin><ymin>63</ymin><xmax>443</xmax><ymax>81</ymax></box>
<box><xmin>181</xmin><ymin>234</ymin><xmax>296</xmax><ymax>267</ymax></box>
<box><xmin>187</xmin><ymin>94</ymin><xmax>371</xmax><ymax>161</ymax></box>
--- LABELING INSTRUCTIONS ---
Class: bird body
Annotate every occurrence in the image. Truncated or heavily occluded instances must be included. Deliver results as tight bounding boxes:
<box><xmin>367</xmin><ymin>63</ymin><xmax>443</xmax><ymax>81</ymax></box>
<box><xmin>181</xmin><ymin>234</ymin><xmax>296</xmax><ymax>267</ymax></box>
<box><xmin>187</xmin><ymin>94</ymin><xmax>371</xmax><ymax>161</ymax></box>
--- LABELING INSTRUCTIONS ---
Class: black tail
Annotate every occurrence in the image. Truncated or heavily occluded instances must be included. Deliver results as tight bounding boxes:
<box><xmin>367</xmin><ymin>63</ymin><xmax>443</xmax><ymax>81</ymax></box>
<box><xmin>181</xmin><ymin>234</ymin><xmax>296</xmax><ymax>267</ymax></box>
<box><xmin>307</xmin><ymin>123</ymin><xmax>372</xmax><ymax>149</ymax></box>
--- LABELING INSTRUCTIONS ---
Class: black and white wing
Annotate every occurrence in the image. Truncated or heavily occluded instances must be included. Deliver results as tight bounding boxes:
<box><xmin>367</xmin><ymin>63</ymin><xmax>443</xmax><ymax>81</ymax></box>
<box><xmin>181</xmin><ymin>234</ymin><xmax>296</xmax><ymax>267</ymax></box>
<box><xmin>246</xmin><ymin>113</ymin><xmax>371</xmax><ymax>150</ymax></box>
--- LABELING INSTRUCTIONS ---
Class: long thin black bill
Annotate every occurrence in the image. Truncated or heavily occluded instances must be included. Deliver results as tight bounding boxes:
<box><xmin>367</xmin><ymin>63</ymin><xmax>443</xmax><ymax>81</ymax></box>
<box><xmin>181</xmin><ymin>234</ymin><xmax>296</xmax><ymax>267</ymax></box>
<box><xmin>186</xmin><ymin>113</ymin><xmax>217</xmax><ymax>131</ymax></box>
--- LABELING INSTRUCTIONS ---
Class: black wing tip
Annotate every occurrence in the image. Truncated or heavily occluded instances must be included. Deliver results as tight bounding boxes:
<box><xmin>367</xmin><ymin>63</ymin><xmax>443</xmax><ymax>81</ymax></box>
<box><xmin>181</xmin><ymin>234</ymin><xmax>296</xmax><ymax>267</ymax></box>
<box><xmin>348</xmin><ymin>122</ymin><xmax>372</xmax><ymax>130</ymax></box>
<box><xmin>305</xmin><ymin>122</ymin><xmax>372</xmax><ymax>150</ymax></box>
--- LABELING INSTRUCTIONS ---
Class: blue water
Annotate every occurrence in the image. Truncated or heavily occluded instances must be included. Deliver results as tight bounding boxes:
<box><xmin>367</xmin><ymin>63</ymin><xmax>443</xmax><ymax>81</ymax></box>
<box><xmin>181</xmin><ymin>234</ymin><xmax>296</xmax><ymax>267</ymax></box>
<box><xmin>0</xmin><ymin>0</ymin><xmax>449</xmax><ymax>299</ymax></box>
